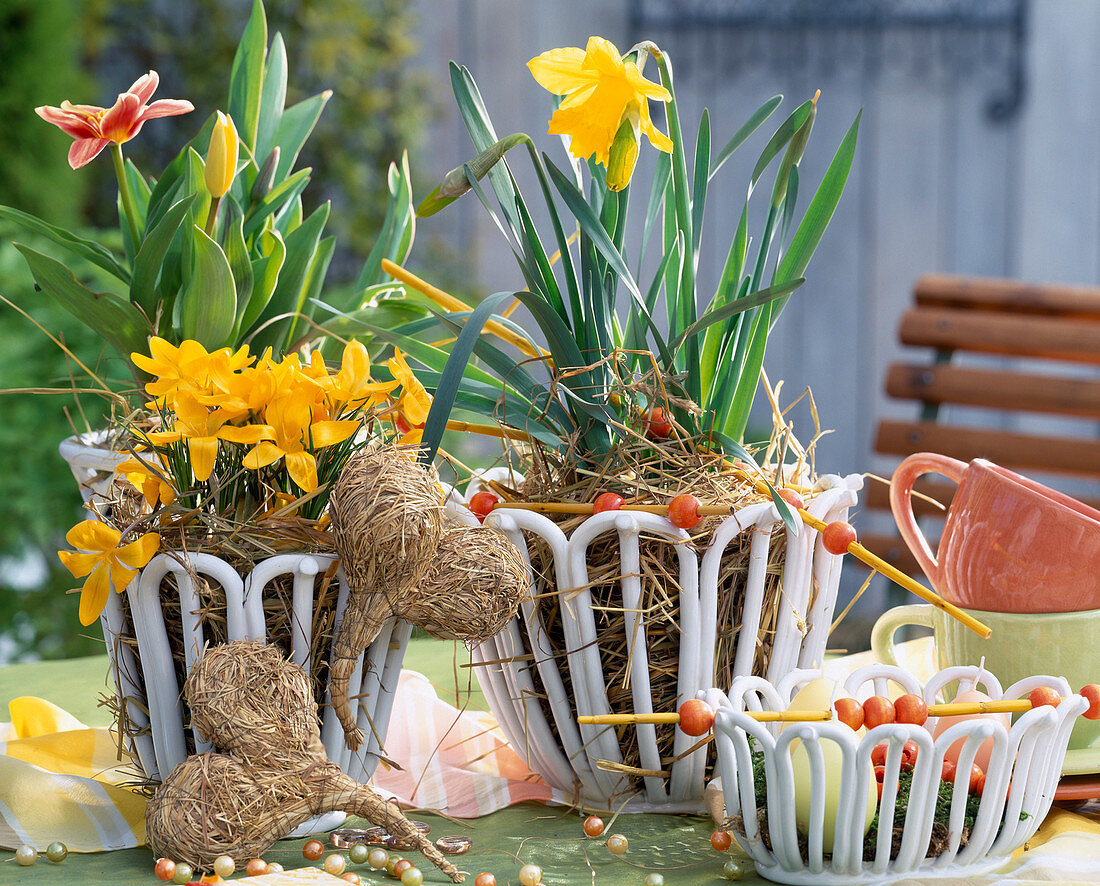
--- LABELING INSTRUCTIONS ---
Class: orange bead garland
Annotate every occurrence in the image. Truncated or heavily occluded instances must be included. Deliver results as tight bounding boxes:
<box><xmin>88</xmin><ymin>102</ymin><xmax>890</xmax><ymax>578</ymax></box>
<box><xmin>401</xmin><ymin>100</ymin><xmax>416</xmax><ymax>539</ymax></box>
<box><xmin>467</xmin><ymin>491</ymin><xmax>499</xmax><ymax>523</ymax></box>
<box><xmin>821</xmin><ymin>520</ymin><xmax>857</xmax><ymax>555</ymax></box>
<box><xmin>1081</xmin><ymin>684</ymin><xmax>1100</xmax><ymax>719</ymax></box>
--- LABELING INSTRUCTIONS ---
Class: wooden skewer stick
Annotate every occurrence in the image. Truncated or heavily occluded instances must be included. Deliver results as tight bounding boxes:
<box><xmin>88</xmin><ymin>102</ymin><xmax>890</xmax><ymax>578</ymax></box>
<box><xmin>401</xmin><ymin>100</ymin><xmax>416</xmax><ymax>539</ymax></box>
<box><xmin>381</xmin><ymin>259</ymin><xmax>551</xmax><ymax>362</ymax></box>
<box><xmin>794</xmin><ymin>508</ymin><xmax>991</xmax><ymax>640</ymax></box>
<box><xmin>928</xmin><ymin>699</ymin><xmax>1033</xmax><ymax>716</ymax></box>
<box><xmin>578</xmin><ymin>710</ymin><xmax>833</xmax><ymax>725</ymax></box>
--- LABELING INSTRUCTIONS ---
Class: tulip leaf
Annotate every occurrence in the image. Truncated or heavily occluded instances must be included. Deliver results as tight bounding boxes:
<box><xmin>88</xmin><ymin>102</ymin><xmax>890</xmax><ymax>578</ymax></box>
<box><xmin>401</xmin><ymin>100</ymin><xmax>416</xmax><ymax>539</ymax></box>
<box><xmin>222</xmin><ymin>199</ymin><xmax>254</xmax><ymax>335</ymax></box>
<box><xmin>242</xmin><ymin>166</ymin><xmax>311</xmax><ymax>240</ymax></box>
<box><xmin>273</xmin><ymin>92</ymin><xmax>329</xmax><ymax>182</ymax></box>
<box><xmin>14</xmin><ymin>244</ymin><xmax>148</xmax><ymax>360</ymax></box>
<box><xmin>228</xmin><ymin>0</ymin><xmax>267</xmax><ymax>151</ymax></box>
<box><xmin>239</xmin><ymin>229</ymin><xmax>285</xmax><ymax>335</ymax></box>
<box><xmin>145</xmin><ymin>114</ymin><xmax>216</xmax><ymax>231</ymax></box>
<box><xmin>130</xmin><ymin>195</ymin><xmax>196</xmax><ymax>318</ymax></box>
<box><xmin>0</xmin><ymin>206</ymin><xmax>130</xmax><ymax>283</ymax></box>
<box><xmin>284</xmin><ymin>234</ymin><xmax>334</xmax><ymax>347</ymax></box>
<box><xmin>249</xmin><ymin>202</ymin><xmax>329</xmax><ymax>352</ymax></box>
<box><xmin>178</xmin><ymin>226</ymin><xmax>236</xmax><ymax>349</ymax></box>
<box><xmin>255</xmin><ymin>31</ymin><xmax>288</xmax><ymax>174</ymax></box>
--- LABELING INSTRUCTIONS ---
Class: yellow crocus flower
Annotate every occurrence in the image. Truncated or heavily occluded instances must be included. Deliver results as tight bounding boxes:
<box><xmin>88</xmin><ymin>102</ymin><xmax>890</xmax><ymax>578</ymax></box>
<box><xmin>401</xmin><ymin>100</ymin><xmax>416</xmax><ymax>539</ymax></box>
<box><xmin>146</xmin><ymin>390</ymin><xmax>267</xmax><ymax>482</ymax></box>
<box><xmin>58</xmin><ymin>520</ymin><xmax>161</xmax><ymax>625</ymax></box>
<box><xmin>387</xmin><ymin>348</ymin><xmax>432</xmax><ymax>444</ymax></box>
<box><xmin>241</xmin><ymin>392</ymin><xmax>359</xmax><ymax>493</ymax></box>
<box><xmin>528</xmin><ymin>36</ymin><xmax>672</xmax><ymax>185</ymax></box>
<box><xmin>114</xmin><ymin>456</ymin><xmax>177</xmax><ymax>508</ymax></box>
<box><xmin>328</xmin><ymin>340</ymin><xmax>398</xmax><ymax>412</ymax></box>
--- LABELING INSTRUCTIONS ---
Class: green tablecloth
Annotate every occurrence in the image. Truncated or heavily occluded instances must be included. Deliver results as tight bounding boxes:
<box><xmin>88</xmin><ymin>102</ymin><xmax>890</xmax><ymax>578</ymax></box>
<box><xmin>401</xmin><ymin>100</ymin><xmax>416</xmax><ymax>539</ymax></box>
<box><xmin>0</xmin><ymin>647</ymin><xmax>750</xmax><ymax>885</ymax></box>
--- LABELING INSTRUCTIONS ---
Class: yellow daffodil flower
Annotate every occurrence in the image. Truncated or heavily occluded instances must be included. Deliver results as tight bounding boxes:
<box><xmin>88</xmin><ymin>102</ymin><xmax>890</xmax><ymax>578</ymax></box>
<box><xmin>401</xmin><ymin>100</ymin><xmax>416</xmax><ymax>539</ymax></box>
<box><xmin>114</xmin><ymin>456</ymin><xmax>177</xmax><ymax>509</ymax></box>
<box><xmin>241</xmin><ymin>393</ymin><xmax>359</xmax><ymax>493</ymax></box>
<box><xmin>58</xmin><ymin>520</ymin><xmax>161</xmax><ymax>625</ymax></box>
<box><xmin>205</xmin><ymin>111</ymin><xmax>239</xmax><ymax>199</ymax></box>
<box><xmin>528</xmin><ymin>36</ymin><xmax>672</xmax><ymax>189</ymax></box>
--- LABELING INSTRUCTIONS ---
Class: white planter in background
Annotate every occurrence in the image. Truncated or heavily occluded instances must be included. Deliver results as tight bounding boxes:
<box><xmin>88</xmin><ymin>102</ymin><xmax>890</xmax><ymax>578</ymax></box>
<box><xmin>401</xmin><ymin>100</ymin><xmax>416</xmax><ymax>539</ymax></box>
<box><xmin>448</xmin><ymin>470</ymin><xmax>863</xmax><ymax>811</ymax></box>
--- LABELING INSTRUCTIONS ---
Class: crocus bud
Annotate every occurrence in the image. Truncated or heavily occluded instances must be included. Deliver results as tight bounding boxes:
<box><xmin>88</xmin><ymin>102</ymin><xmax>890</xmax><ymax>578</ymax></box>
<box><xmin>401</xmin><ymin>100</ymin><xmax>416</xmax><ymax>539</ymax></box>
<box><xmin>205</xmin><ymin>111</ymin><xmax>239</xmax><ymax>198</ymax></box>
<box><xmin>606</xmin><ymin>110</ymin><xmax>640</xmax><ymax>192</ymax></box>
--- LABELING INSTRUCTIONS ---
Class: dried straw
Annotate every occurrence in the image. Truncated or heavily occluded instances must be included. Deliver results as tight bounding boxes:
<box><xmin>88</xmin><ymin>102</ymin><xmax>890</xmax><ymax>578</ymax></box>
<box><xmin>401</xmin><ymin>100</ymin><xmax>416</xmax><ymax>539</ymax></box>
<box><xmin>328</xmin><ymin>445</ymin><xmax>445</xmax><ymax>748</ymax></box>
<box><xmin>146</xmin><ymin>641</ymin><xmax>463</xmax><ymax>882</ymax></box>
<box><xmin>398</xmin><ymin>522</ymin><xmax>529</xmax><ymax>643</ymax></box>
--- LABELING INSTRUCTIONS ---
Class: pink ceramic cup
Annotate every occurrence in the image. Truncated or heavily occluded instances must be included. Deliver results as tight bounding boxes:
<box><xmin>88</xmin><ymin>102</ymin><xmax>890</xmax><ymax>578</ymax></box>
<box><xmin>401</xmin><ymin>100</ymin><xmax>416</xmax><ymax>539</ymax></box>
<box><xmin>890</xmin><ymin>453</ymin><xmax>1100</xmax><ymax>613</ymax></box>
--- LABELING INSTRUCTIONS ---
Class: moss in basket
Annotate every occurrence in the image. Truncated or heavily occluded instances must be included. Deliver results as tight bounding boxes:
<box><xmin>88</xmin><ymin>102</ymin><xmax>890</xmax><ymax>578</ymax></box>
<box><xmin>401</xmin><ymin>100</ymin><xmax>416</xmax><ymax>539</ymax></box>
<box><xmin>739</xmin><ymin>747</ymin><xmax>1032</xmax><ymax>864</ymax></box>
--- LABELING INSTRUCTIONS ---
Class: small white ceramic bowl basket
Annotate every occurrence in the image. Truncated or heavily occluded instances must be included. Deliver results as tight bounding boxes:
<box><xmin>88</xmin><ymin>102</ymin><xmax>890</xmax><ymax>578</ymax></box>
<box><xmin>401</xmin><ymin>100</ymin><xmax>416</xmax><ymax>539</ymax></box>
<box><xmin>446</xmin><ymin>467</ymin><xmax>863</xmax><ymax>811</ymax></box>
<box><xmin>61</xmin><ymin>434</ymin><xmax>406</xmax><ymax>837</ymax></box>
<box><xmin>707</xmin><ymin>665</ymin><xmax>1086</xmax><ymax>884</ymax></box>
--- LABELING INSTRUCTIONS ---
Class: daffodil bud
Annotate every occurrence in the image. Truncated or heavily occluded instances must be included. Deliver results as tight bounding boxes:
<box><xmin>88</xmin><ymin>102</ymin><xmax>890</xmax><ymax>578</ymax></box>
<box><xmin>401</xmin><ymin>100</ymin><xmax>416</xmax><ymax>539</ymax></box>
<box><xmin>606</xmin><ymin>114</ymin><xmax>640</xmax><ymax>192</ymax></box>
<box><xmin>205</xmin><ymin>111</ymin><xmax>239</xmax><ymax>198</ymax></box>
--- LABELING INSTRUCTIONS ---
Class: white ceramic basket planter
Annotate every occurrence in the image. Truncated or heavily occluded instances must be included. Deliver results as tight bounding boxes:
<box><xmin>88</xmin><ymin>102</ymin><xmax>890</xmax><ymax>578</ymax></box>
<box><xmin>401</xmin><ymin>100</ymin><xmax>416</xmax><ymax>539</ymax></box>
<box><xmin>708</xmin><ymin>665</ymin><xmax>1086</xmax><ymax>884</ymax></box>
<box><xmin>448</xmin><ymin>470</ymin><xmax>862</xmax><ymax>811</ymax></box>
<box><xmin>99</xmin><ymin>552</ymin><xmax>411</xmax><ymax>836</ymax></box>
<box><xmin>60</xmin><ymin>436</ymin><xmax>409</xmax><ymax>836</ymax></box>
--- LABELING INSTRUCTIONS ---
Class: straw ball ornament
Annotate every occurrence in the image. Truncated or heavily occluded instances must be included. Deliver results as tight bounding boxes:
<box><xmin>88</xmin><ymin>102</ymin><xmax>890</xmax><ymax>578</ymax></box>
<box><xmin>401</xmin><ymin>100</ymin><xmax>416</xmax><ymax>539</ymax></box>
<box><xmin>396</xmin><ymin>522</ymin><xmax>530</xmax><ymax>642</ymax></box>
<box><xmin>328</xmin><ymin>446</ymin><xmax>445</xmax><ymax>748</ymax></box>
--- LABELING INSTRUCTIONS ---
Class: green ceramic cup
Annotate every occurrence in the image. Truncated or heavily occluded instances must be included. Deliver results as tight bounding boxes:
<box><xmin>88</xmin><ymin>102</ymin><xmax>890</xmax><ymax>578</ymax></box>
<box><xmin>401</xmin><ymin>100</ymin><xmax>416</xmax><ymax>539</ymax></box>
<box><xmin>871</xmin><ymin>603</ymin><xmax>1100</xmax><ymax>751</ymax></box>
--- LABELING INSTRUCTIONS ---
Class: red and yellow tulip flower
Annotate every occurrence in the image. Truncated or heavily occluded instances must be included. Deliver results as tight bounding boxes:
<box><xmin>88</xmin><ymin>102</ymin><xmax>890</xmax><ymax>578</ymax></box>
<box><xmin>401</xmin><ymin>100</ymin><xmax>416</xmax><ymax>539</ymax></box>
<box><xmin>35</xmin><ymin>71</ymin><xmax>193</xmax><ymax>170</ymax></box>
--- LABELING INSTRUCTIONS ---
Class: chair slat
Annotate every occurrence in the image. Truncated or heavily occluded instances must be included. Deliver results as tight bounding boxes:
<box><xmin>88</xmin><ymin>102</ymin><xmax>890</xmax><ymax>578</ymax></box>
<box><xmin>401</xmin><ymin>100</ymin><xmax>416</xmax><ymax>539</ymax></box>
<box><xmin>875</xmin><ymin>420</ymin><xmax>1100</xmax><ymax>478</ymax></box>
<box><xmin>886</xmin><ymin>362</ymin><xmax>1100</xmax><ymax>418</ymax></box>
<box><xmin>915</xmin><ymin>274</ymin><xmax>1100</xmax><ymax>318</ymax></box>
<box><xmin>898</xmin><ymin>307</ymin><xmax>1100</xmax><ymax>364</ymax></box>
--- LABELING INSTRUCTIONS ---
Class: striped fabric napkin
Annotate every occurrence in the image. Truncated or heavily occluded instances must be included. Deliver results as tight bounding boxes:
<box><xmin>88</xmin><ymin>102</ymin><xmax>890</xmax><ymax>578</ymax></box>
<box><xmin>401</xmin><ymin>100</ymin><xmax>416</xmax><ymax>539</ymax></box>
<box><xmin>0</xmin><ymin>696</ymin><xmax>146</xmax><ymax>851</ymax></box>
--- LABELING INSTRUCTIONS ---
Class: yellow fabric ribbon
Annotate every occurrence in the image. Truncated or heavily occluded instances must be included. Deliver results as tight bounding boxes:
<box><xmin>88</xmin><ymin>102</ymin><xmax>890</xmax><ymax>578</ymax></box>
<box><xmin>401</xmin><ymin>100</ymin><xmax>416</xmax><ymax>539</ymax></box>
<box><xmin>0</xmin><ymin>696</ymin><xmax>146</xmax><ymax>852</ymax></box>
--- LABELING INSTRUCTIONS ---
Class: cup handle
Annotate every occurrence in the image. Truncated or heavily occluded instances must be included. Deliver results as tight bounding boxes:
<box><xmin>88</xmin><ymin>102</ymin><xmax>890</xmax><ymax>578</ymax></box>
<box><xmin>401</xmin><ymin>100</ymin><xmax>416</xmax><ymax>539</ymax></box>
<box><xmin>889</xmin><ymin>452</ymin><xmax>968</xmax><ymax>590</ymax></box>
<box><xmin>870</xmin><ymin>604</ymin><xmax>934</xmax><ymax>668</ymax></box>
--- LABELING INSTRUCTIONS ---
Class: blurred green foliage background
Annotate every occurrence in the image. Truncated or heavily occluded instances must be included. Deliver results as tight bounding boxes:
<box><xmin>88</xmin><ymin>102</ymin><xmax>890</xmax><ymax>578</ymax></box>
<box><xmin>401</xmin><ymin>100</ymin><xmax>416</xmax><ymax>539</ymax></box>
<box><xmin>0</xmin><ymin>0</ymin><xmax>431</xmax><ymax>661</ymax></box>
